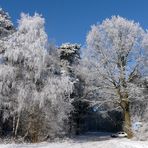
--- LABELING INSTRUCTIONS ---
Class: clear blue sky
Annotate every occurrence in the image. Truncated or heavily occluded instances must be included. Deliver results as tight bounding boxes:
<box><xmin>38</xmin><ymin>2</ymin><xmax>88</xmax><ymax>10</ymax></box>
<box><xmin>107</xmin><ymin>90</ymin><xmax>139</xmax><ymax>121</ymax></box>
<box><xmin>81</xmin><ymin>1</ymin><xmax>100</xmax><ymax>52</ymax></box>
<box><xmin>0</xmin><ymin>0</ymin><xmax>148</xmax><ymax>45</ymax></box>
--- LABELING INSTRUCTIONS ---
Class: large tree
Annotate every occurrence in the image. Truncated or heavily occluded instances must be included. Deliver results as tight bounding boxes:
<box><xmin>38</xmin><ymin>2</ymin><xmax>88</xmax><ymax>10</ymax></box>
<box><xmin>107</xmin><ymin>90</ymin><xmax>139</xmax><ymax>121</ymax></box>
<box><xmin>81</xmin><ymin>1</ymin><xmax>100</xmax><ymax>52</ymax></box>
<box><xmin>82</xmin><ymin>16</ymin><xmax>146</xmax><ymax>138</ymax></box>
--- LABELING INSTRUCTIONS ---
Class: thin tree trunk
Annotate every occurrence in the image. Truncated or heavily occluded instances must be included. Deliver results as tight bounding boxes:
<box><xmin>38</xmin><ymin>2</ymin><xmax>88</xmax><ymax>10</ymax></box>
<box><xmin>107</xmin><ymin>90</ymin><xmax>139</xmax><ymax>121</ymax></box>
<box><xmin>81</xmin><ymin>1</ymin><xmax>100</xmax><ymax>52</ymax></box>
<box><xmin>14</xmin><ymin>113</ymin><xmax>21</xmax><ymax>137</ymax></box>
<box><xmin>12</xmin><ymin>116</ymin><xmax>16</xmax><ymax>136</ymax></box>
<box><xmin>29</xmin><ymin>106</ymin><xmax>39</xmax><ymax>143</ymax></box>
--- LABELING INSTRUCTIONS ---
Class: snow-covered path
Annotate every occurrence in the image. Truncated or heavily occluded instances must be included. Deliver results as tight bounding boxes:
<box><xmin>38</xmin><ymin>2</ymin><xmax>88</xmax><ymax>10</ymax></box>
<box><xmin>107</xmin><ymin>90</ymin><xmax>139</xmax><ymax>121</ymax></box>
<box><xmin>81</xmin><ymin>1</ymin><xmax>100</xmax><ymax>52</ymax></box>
<box><xmin>0</xmin><ymin>139</ymin><xmax>148</xmax><ymax>148</ymax></box>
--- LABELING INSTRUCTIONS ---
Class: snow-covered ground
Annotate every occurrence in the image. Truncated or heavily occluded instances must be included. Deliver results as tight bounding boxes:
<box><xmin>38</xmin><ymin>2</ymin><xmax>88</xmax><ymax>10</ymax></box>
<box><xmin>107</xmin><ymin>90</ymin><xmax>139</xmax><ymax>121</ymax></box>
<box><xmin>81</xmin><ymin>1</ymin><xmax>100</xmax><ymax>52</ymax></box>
<box><xmin>0</xmin><ymin>139</ymin><xmax>148</xmax><ymax>148</ymax></box>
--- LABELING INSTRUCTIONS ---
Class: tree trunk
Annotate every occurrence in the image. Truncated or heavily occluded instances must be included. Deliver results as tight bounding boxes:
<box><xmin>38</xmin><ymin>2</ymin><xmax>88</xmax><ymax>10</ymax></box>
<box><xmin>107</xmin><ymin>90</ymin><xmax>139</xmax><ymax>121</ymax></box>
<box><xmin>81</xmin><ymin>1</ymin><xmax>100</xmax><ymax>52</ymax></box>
<box><xmin>12</xmin><ymin>116</ymin><xmax>16</xmax><ymax>136</ymax></box>
<box><xmin>14</xmin><ymin>113</ymin><xmax>20</xmax><ymax>137</ymax></box>
<box><xmin>122</xmin><ymin>101</ymin><xmax>133</xmax><ymax>138</ymax></box>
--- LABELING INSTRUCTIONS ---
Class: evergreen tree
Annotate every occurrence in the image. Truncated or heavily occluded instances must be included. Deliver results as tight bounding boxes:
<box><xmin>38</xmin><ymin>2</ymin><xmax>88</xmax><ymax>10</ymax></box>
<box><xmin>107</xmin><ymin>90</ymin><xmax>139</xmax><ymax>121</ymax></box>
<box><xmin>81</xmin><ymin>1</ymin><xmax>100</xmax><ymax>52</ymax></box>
<box><xmin>0</xmin><ymin>8</ymin><xmax>15</xmax><ymax>54</ymax></box>
<box><xmin>58</xmin><ymin>43</ymin><xmax>87</xmax><ymax>135</ymax></box>
<box><xmin>0</xmin><ymin>8</ymin><xmax>15</xmax><ymax>38</ymax></box>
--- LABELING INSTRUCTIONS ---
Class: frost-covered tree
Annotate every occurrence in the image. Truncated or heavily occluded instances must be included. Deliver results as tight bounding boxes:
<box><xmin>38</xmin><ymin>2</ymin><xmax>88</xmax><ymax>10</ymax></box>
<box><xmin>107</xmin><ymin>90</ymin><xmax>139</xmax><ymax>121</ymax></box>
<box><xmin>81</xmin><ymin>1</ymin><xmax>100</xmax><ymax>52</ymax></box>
<box><xmin>0</xmin><ymin>8</ymin><xmax>15</xmax><ymax>64</ymax></box>
<box><xmin>0</xmin><ymin>8</ymin><xmax>15</xmax><ymax>38</ymax></box>
<box><xmin>58</xmin><ymin>43</ymin><xmax>84</xmax><ymax>135</ymax></box>
<box><xmin>0</xmin><ymin>8</ymin><xmax>15</xmax><ymax>136</ymax></box>
<box><xmin>59</xmin><ymin>43</ymin><xmax>80</xmax><ymax>76</ymax></box>
<box><xmin>81</xmin><ymin>16</ymin><xmax>146</xmax><ymax>138</ymax></box>
<box><xmin>0</xmin><ymin>13</ymin><xmax>73</xmax><ymax>142</ymax></box>
<box><xmin>4</xmin><ymin>13</ymin><xmax>47</xmax><ymax>81</ymax></box>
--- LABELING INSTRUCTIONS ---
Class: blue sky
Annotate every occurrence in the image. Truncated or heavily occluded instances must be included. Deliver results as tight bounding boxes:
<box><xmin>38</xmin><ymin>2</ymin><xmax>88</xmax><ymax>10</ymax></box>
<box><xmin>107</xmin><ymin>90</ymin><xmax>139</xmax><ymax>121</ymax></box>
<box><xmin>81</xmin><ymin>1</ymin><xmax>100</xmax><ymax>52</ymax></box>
<box><xmin>0</xmin><ymin>0</ymin><xmax>148</xmax><ymax>45</ymax></box>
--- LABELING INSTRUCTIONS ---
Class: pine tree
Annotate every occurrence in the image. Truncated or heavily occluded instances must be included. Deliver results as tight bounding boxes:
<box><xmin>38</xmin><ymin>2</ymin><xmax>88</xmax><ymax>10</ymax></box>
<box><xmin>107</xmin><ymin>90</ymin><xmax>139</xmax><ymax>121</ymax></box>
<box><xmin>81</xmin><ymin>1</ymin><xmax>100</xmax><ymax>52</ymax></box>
<box><xmin>58</xmin><ymin>43</ymin><xmax>86</xmax><ymax>135</ymax></box>
<box><xmin>0</xmin><ymin>8</ymin><xmax>15</xmax><ymax>38</ymax></box>
<box><xmin>0</xmin><ymin>8</ymin><xmax>15</xmax><ymax>54</ymax></box>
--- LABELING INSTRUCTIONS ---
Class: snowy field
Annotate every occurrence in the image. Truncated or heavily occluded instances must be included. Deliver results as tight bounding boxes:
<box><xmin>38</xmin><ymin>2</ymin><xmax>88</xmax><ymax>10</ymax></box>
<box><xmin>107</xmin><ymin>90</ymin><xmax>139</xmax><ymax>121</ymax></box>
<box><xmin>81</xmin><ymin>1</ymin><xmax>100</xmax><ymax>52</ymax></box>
<box><xmin>0</xmin><ymin>134</ymin><xmax>148</xmax><ymax>148</ymax></box>
<box><xmin>0</xmin><ymin>139</ymin><xmax>148</xmax><ymax>148</ymax></box>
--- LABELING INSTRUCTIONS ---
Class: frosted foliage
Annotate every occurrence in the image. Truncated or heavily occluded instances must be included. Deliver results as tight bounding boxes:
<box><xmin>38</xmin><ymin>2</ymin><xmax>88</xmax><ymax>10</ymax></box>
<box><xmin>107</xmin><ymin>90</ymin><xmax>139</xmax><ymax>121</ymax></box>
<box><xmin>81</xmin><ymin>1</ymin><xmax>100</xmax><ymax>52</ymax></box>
<box><xmin>13</xmin><ymin>75</ymin><xmax>73</xmax><ymax>117</ymax></box>
<box><xmin>142</xmin><ymin>32</ymin><xmax>148</xmax><ymax>74</ymax></box>
<box><xmin>0</xmin><ymin>13</ymin><xmax>74</xmax><ymax>139</ymax></box>
<box><xmin>85</xmin><ymin>16</ymin><xmax>146</xmax><ymax>103</ymax></box>
<box><xmin>59</xmin><ymin>43</ymin><xmax>80</xmax><ymax>69</ymax></box>
<box><xmin>19</xmin><ymin>75</ymin><xmax>73</xmax><ymax>109</ymax></box>
<box><xmin>87</xmin><ymin>16</ymin><xmax>143</xmax><ymax>53</ymax></box>
<box><xmin>0</xmin><ymin>65</ymin><xmax>15</xmax><ymax>81</ymax></box>
<box><xmin>41</xmin><ymin>76</ymin><xmax>73</xmax><ymax>106</ymax></box>
<box><xmin>3</xmin><ymin>13</ymin><xmax>73</xmax><ymax>109</ymax></box>
<box><xmin>38</xmin><ymin>77</ymin><xmax>73</xmax><ymax>137</ymax></box>
<box><xmin>0</xmin><ymin>8</ymin><xmax>13</xmax><ymax>28</ymax></box>
<box><xmin>60</xmin><ymin>43</ymin><xmax>81</xmax><ymax>55</ymax></box>
<box><xmin>134</xmin><ymin>108</ymin><xmax>148</xmax><ymax>140</ymax></box>
<box><xmin>0</xmin><ymin>8</ymin><xmax>15</xmax><ymax>54</ymax></box>
<box><xmin>0</xmin><ymin>64</ymin><xmax>16</xmax><ymax>120</ymax></box>
<box><xmin>0</xmin><ymin>8</ymin><xmax>14</xmax><ymax>38</ymax></box>
<box><xmin>4</xmin><ymin>13</ymin><xmax>47</xmax><ymax>80</ymax></box>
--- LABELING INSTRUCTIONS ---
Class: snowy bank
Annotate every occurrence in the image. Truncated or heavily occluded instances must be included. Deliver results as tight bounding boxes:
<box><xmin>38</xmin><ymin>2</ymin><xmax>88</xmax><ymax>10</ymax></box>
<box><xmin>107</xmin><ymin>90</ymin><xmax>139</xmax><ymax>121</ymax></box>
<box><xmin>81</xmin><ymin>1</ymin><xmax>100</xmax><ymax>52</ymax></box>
<box><xmin>0</xmin><ymin>139</ymin><xmax>148</xmax><ymax>148</ymax></box>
